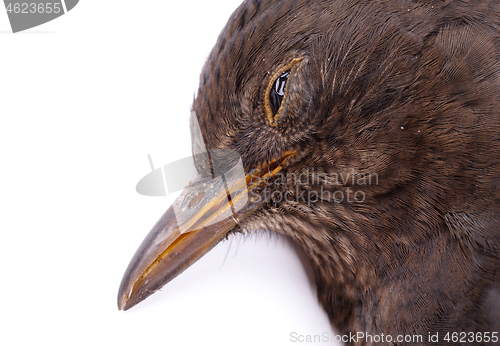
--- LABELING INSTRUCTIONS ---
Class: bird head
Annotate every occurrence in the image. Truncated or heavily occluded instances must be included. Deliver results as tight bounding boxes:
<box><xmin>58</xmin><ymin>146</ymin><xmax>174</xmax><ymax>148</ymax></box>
<box><xmin>118</xmin><ymin>0</ymin><xmax>500</xmax><ymax>331</ymax></box>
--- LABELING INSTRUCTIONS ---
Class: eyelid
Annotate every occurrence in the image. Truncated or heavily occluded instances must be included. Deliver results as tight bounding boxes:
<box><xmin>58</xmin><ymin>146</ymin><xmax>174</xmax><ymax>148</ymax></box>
<box><xmin>264</xmin><ymin>58</ymin><xmax>303</xmax><ymax>127</ymax></box>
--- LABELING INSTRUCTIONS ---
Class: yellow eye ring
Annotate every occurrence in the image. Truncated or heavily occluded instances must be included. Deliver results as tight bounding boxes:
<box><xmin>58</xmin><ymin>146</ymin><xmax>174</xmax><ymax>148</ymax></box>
<box><xmin>264</xmin><ymin>57</ymin><xmax>303</xmax><ymax>127</ymax></box>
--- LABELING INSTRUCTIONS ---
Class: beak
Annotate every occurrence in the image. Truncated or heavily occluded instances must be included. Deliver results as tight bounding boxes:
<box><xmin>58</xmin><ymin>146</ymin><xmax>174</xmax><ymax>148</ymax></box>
<box><xmin>117</xmin><ymin>151</ymin><xmax>295</xmax><ymax>311</ymax></box>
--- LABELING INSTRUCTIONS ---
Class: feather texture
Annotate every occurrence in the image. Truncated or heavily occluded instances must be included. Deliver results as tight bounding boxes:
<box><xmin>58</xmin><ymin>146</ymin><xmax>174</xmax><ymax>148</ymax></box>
<box><xmin>191</xmin><ymin>0</ymin><xmax>500</xmax><ymax>344</ymax></box>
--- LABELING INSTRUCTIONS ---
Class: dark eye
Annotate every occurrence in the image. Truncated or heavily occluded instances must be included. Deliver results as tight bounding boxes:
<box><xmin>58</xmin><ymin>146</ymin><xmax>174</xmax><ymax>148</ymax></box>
<box><xmin>264</xmin><ymin>57</ymin><xmax>303</xmax><ymax>127</ymax></box>
<box><xmin>269</xmin><ymin>71</ymin><xmax>290</xmax><ymax>115</ymax></box>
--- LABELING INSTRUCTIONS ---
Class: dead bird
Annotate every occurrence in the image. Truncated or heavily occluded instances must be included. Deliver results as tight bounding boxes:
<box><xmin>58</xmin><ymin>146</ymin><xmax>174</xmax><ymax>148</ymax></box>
<box><xmin>118</xmin><ymin>0</ymin><xmax>500</xmax><ymax>344</ymax></box>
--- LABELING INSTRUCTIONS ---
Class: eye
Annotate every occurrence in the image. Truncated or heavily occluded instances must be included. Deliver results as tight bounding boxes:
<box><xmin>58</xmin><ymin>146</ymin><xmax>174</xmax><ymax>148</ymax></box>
<box><xmin>269</xmin><ymin>71</ymin><xmax>290</xmax><ymax>115</ymax></box>
<box><xmin>264</xmin><ymin>58</ymin><xmax>303</xmax><ymax>127</ymax></box>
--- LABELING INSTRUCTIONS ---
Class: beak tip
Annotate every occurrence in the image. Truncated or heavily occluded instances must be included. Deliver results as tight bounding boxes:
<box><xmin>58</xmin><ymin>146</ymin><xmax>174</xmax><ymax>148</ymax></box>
<box><xmin>117</xmin><ymin>286</ymin><xmax>133</xmax><ymax>311</ymax></box>
<box><xmin>117</xmin><ymin>296</ymin><xmax>126</xmax><ymax>311</ymax></box>
<box><xmin>118</xmin><ymin>286</ymin><xmax>143</xmax><ymax>311</ymax></box>
<box><xmin>118</xmin><ymin>297</ymin><xmax>133</xmax><ymax>311</ymax></box>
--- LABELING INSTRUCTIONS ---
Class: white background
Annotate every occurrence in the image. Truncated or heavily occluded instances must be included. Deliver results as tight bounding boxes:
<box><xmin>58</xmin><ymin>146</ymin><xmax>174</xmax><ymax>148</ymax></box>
<box><xmin>1</xmin><ymin>1</ymin><xmax>339</xmax><ymax>345</ymax></box>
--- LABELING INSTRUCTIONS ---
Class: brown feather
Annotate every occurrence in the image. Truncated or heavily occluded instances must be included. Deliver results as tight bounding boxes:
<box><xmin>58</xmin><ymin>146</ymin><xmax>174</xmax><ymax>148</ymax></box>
<box><xmin>192</xmin><ymin>0</ymin><xmax>500</xmax><ymax>343</ymax></box>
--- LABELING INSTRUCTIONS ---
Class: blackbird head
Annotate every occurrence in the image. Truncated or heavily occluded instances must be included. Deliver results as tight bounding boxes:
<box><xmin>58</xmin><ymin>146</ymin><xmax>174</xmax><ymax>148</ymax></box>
<box><xmin>119</xmin><ymin>0</ymin><xmax>500</xmax><ymax>337</ymax></box>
